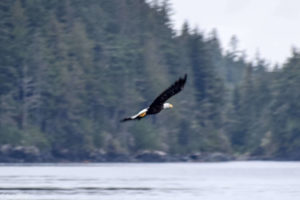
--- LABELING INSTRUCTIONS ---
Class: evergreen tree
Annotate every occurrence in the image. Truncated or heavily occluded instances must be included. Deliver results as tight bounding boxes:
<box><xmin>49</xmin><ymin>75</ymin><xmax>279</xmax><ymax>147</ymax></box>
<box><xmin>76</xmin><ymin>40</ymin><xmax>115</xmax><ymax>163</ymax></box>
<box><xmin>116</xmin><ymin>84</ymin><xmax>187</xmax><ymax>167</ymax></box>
<box><xmin>1</xmin><ymin>0</ymin><xmax>300</xmax><ymax>161</ymax></box>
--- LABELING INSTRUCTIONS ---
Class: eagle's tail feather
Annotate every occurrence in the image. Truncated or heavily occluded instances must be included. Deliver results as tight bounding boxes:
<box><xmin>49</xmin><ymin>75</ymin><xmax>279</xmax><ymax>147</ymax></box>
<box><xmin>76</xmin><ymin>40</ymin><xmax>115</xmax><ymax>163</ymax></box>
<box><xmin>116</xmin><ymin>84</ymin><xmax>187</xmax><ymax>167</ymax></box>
<box><xmin>120</xmin><ymin>109</ymin><xmax>148</xmax><ymax>123</ymax></box>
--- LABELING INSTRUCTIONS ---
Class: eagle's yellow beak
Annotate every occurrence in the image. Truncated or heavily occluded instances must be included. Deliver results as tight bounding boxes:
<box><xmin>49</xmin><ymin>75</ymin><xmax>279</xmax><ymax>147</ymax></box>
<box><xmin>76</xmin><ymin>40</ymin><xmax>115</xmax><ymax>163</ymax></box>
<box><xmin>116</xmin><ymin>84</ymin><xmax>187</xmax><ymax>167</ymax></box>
<box><xmin>169</xmin><ymin>104</ymin><xmax>173</xmax><ymax>108</ymax></box>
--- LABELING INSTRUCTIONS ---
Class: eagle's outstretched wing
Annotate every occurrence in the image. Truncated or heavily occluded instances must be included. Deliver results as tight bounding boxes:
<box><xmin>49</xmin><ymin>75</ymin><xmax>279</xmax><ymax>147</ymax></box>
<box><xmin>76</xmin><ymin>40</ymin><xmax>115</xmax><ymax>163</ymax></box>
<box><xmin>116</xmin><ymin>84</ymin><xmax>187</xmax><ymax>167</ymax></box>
<box><xmin>148</xmin><ymin>74</ymin><xmax>187</xmax><ymax>113</ymax></box>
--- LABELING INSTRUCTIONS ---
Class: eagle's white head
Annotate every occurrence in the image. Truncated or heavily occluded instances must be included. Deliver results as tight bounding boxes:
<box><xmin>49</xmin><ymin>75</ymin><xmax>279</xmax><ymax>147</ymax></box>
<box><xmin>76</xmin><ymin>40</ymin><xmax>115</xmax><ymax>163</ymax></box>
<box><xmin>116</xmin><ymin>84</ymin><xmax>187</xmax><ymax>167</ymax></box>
<box><xmin>163</xmin><ymin>103</ymin><xmax>173</xmax><ymax>109</ymax></box>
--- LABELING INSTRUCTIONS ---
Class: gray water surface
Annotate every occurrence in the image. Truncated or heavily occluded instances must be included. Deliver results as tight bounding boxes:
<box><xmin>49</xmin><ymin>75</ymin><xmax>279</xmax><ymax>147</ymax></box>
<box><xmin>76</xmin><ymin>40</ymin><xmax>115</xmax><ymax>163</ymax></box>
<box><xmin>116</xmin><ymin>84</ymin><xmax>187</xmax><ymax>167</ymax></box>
<box><xmin>0</xmin><ymin>161</ymin><xmax>300</xmax><ymax>200</ymax></box>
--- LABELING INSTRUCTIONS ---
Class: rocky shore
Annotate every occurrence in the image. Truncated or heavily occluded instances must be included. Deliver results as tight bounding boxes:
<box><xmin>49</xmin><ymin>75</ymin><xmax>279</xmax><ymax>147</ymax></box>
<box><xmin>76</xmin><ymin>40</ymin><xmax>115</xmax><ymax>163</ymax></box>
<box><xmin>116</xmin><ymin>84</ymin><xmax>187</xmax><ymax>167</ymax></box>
<box><xmin>0</xmin><ymin>144</ymin><xmax>275</xmax><ymax>163</ymax></box>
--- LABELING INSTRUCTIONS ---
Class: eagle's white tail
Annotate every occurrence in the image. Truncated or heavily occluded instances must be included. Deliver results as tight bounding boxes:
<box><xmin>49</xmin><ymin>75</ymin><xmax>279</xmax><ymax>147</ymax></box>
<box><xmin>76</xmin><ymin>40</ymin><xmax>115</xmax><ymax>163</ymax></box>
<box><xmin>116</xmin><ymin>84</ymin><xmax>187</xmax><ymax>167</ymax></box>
<box><xmin>120</xmin><ymin>108</ymin><xmax>148</xmax><ymax>122</ymax></box>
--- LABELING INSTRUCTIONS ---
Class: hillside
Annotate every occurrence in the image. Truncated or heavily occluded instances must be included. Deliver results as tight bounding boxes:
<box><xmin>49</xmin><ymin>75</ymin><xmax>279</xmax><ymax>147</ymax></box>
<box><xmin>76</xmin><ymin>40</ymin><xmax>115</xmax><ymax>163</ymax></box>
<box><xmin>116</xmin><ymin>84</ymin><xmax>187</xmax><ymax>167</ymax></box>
<box><xmin>0</xmin><ymin>0</ymin><xmax>300</xmax><ymax>162</ymax></box>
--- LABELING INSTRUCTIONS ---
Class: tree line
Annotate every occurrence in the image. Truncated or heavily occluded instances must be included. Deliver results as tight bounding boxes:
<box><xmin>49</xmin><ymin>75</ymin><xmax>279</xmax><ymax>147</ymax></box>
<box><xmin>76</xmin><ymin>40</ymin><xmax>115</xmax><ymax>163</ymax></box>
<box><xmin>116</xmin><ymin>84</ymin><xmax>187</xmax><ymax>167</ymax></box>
<box><xmin>0</xmin><ymin>0</ymin><xmax>299</xmax><ymax>160</ymax></box>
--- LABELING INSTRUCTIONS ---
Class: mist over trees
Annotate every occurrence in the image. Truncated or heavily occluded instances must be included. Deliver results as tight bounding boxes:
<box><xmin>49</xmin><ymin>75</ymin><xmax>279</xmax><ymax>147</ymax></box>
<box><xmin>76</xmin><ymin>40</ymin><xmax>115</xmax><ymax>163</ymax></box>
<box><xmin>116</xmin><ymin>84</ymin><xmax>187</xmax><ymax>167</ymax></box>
<box><xmin>0</xmin><ymin>0</ymin><xmax>299</xmax><ymax>161</ymax></box>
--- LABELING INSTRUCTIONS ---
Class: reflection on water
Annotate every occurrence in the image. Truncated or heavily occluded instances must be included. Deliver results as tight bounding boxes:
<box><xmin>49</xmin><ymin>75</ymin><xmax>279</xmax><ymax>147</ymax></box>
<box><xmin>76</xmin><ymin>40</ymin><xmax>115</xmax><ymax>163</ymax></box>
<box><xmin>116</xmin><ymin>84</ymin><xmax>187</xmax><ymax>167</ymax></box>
<box><xmin>0</xmin><ymin>162</ymin><xmax>300</xmax><ymax>200</ymax></box>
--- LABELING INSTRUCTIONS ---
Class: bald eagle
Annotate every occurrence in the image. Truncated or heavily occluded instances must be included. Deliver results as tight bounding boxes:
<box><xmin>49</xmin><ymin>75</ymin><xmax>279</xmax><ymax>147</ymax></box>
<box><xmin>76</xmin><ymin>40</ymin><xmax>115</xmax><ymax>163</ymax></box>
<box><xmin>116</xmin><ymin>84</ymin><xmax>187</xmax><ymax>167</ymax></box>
<box><xmin>121</xmin><ymin>74</ymin><xmax>187</xmax><ymax>122</ymax></box>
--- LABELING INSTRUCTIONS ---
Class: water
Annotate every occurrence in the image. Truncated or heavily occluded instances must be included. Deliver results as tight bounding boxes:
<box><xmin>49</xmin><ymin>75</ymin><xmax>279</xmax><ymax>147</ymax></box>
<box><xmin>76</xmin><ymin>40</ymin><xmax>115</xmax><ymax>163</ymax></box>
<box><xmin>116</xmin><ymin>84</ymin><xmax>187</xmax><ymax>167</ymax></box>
<box><xmin>0</xmin><ymin>161</ymin><xmax>299</xmax><ymax>200</ymax></box>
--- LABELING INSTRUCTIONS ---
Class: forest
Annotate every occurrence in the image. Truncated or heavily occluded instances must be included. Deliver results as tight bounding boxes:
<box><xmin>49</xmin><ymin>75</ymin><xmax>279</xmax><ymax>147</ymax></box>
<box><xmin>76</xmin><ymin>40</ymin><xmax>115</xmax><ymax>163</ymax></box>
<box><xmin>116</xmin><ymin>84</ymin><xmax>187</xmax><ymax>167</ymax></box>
<box><xmin>0</xmin><ymin>0</ymin><xmax>300</xmax><ymax>162</ymax></box>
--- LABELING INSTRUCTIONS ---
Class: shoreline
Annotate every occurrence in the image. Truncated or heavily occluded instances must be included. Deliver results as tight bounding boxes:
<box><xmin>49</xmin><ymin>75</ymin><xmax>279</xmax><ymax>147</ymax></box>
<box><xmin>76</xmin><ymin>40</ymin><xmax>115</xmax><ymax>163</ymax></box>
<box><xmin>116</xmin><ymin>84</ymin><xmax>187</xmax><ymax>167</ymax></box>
<box><xmin>0</xmin><ymin>145</ymin><xmax>296</xmax><ymax>163</ymax></box>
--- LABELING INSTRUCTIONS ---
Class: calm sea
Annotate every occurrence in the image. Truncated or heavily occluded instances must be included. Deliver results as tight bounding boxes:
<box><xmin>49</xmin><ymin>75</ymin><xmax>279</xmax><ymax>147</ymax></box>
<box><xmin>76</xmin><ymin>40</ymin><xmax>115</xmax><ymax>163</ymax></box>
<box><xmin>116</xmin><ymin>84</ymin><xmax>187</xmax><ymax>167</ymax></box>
<box><xmin>0</xmin><ymin>161</ymin><xmax>299</xmax><ymax>200</ymax></box>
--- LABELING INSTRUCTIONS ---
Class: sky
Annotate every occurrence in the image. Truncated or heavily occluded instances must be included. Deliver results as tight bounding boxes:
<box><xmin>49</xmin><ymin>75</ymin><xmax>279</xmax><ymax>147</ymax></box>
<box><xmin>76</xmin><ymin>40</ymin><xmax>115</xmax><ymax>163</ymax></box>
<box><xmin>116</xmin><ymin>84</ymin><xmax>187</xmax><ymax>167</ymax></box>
<box><xmin>169</xmin><ymin>0</ymin><xmax>300</xmax><ymax>65</ymax></box>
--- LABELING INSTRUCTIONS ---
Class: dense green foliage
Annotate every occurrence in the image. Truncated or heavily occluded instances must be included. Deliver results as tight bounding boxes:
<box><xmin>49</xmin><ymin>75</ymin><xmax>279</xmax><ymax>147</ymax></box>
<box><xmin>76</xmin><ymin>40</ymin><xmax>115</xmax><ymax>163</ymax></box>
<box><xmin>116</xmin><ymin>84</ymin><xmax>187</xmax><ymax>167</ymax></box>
<box><xmin>0</xmin><ymin>0</ymin><xmax>299</xmax><ymax>160</ymax></box>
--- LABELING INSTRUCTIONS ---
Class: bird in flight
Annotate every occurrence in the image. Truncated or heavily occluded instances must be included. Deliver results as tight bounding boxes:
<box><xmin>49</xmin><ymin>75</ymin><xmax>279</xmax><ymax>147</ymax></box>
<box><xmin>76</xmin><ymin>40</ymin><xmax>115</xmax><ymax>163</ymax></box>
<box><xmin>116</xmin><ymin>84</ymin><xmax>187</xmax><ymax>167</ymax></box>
<box><xmin>121</xmin><ymin>74</ymin><xmax>187</xmax><ymax>122</ymax></box>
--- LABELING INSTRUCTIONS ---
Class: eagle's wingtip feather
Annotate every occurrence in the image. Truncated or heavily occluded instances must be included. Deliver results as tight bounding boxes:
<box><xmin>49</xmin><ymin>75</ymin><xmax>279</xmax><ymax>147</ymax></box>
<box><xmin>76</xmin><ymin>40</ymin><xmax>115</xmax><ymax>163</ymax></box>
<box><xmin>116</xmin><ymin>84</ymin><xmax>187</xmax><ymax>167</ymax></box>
<box><xmin>120</xmin><ymin>118</ymin><xmax>131</xmax><ymax>122</ymax></box>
